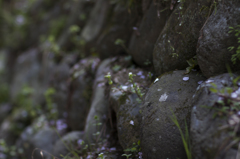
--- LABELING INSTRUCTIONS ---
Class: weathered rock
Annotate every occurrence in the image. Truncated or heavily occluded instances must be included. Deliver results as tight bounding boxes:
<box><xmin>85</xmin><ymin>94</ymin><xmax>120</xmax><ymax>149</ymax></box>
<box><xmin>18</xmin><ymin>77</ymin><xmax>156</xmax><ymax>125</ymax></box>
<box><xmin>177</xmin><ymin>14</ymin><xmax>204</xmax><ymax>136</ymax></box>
<box><xmin>129</xmin><ymin>1</ymin><xmax>172</xmax><ymax>66</ymax></box>
<box><xmin>53</xmin><ymin>131</ymin><xmax>84</xmax><ymax>158</ymax></box>
<box><xmin>153</xmin><ymin>0</ymin><xmax>211</xmax><ymax>76</ymax></box>
<box><xmin>81</xmin><ymin>0</ymin><xmax>110</xmax><ymax>46</ymax></box>
<box><xmin>16</xmin><ymin>116</ymin><xmax>67</xmax><ymax>159</ymax></box>
<box><xmin>95</xmin><ymin>2</ymin><xmax>140</xmax><ymax>59</ymax></box>
<box><xmin>50</xmin><ymin>61</ymin><xmax>70</xmax><ymax>117</ymax></box>
<box><xmin>10</xmin><ymin>48</ymin><xmax>41</xmax><ymax>103</ymax></box>
<box><xmin>197</xmin><ymin>0</ymin><xmax>240</xmax><ymax>78</ymax></box>
<box><xmin>68</xmin><ymin>57</ymin><xmax>100</xmax><ymax>130</ymax></box>
<box><xmin>191</xmin><ymin>73</ymin><xmax>240</xmax><ymax>159</ymax></box>
<box><xmin>15</xmin><ymin>115</ymin><xmax>48</xmax><ymax>159</ymax></box>
<box><xmin>30</xmin><ymin>127</ymin><xmax>59</xmax><ymax>159</ymax></box>
<box><xmin>26</xmin><ymin>0</ymin><xmax>69</xmax><ymax>48</ymax></box>
<box><xmin>141</xmin><ymin>70</ymin><xmax>205</xmax><ymax>159</ymax></box>
<box><xmin>57</xmin><ymin>0</ymin><xmax>94</xmax><ymax>51</ymax></box>
<box><xmin>109</xmin><ymin>68</ymin><xmax>151</xmax><ymax>149</ymax></box>
<box><xmin>84</xmin><ymin>58</ymin><xmax>113</xmax><ymax>143</ymax></box>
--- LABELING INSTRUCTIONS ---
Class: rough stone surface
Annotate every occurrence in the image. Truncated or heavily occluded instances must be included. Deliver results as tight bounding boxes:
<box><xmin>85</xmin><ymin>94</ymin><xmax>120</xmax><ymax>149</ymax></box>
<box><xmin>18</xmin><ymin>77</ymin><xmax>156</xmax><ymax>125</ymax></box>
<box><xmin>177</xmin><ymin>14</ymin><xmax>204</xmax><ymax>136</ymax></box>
<box><xmin>191</xmin><ymin>73</ymin><xmax>240</xmax><ymax>159</ymax></box>
<box><xmin>197</xmin><ymin>0</ymin><xmax>240</xmax><ymax>78</ymax></box>
<box><xmin>84</xmin><ymin>56</ymin><xmax>133</xmax><ymax>144</ymax></box>
<box><xmin>16</xmin><ymin>116</ymin><xmax>67</xmax><ymax>159</ymax></box>
<box><xmin>84</xmin><ymin>58</ymin><xmax>112</xmax><ymax>143</ymax></box>
<box><xmin>129</xmin><ymin>1</ymin><xmax>172</xmax><ymax>66</ymax></box>
<box><xmin>50</xmin><ymin>61</ymin><xmax>70</xmax><ymax>117</ymax></box>
<box><xmin>53</xmin><ymin>131</ymin><xmax>84</xmax><ymax>158</ymax></box>
<box><xmin>68</xmin><ymin>57</ymin><xmax>100</xmax><ymax>130</ymax></box>
<box><xmin>153</xmin><ymin>0</ymin><xmax>211</xmax><ymax>76</ymax></box>
<box><xmin>30</xmin><ymin>127</ymin><xmax>59</xmax><ymax>159</ymax></box>
<box><xmin>109</xmin><ymin>68</ymin><xmax>151</xmax><ymax>149</ymax></box>
<box><xmin>141</xmin><ymin>70</ymin><xmax>205</xmax><ymax>159</ymax></box>
<box><xmin>57</xmin><ymin>1</ymin><xmax>94</xmax><ymax>51</ymax></box>
<box><xmin>81</xmin><ymin>0</ymin><xmax>110</xmax><ymax>44</ymax></box>
<box><xmin>15</xmin><ymin>116</ymin><xmax>49</xmax><ymax>159</ymax></box>
<box><xmin>95</xmin><ymin>2</ymin><xmax>140</xmax><ymax>59</ymax></box>
<box><xmin>10</xmin><ymin>49</ymin><xmax>41</xmax><ymax>102</ymax></box>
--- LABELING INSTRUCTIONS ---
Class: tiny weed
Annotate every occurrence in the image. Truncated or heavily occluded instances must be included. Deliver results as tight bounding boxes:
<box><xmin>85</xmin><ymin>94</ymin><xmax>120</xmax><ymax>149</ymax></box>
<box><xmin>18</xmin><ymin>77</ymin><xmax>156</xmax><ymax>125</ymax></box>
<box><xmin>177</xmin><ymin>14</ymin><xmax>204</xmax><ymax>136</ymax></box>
<box><xmin>115</xmin><ymin>38</ymin><xmax>130</xmax><ymax>54</ymax></box>
<box><xmin>170</xmin><ymin>110</ymin><xmax>192</xmax><ymax>159</ymax></box>
<box><xmin>128</xmin><ymin>72</ymin><xmax>144</xmax><ymax>102</ymax></box>
<box><xmin>104</xmin><ymin>72</ymin><xmax>113</xmax><ymax>85</ymax></box>
<box><xmin>185</xmin><ymin>55</ymin><xmax>198</xmax><ymax>74</ymax></box>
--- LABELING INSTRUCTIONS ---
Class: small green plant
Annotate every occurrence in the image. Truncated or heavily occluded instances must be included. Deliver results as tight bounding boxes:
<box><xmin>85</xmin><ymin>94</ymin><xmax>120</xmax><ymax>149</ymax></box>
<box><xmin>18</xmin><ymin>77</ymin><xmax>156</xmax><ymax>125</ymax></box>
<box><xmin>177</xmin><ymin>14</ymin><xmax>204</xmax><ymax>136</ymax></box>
<box><xmin>144</xmin><ymin>59</ymin><xmax>151</xmax><ymax>66</ymax></box>
<box><xmin>44</xmin><ymin>35</ymin><xmax>60</xmax><ymax>55</ymax></box>
<box><xmin>112</xmin><ymin>64</ymin><xmax>121</xmax><ymax>72</ymax></box>
<box><xmin>148</xmin><ymin>72</ymin><xmax>153</xmax><ymax>81</ymax></box>
<box><xmin>202</xmin><ymin>76</ymin><xmax>240</xmax><ymax>156</ymax></box>
<box><xmin>170</xmin><ymin>111</ymin><xmax>192</xmax><ymax>159</ymax></box>
<box><xmin>115</xmin><ymin>38</ymin><xmax>130</xmax><ymax>54</ymax></box>
<box><xmin>122</xmin><ymin>153</ymin><xmax>132</xmax><ymax>159</ymax></box>
<box><xmin>98</xmin><ymin>152</ymin><xmax>104</xmax><ymax>159</ymax></box>
<box><xmin>168</xmin><ymin>40</ymin><xmax>178</xmax><ymax>58</ymax></box>
<box><xmin>122</xmin><ymin>141</ymin><xmax>141</xmax><ymax>159</ymax></box>
<box><xmin>105</xmin><ymin>72</ymin><xmax>113</xmax><ymax>85</ymax></box>
<box><xmin>69</xmin><ymin>25</ymin><xmax>80</xmax><ymax>34</ymax></box>
<box><xmin>185</xmin><ymin>56</ymin><xmax>198</xmax><ymax>74</ymax></box>
<box><xmin>208</xmin><ymin>79</ymin><xmax>240</xmax><ymax>118</ymax></box>
<box><xmin>128</xmin><ymin>72</ymin><xmax>144</xmax><ymax>102</ymax></box>
<box><xmin>228</xmin><ymin>25</ymin><xmax>240</xmax><ymax>64</ymax></box>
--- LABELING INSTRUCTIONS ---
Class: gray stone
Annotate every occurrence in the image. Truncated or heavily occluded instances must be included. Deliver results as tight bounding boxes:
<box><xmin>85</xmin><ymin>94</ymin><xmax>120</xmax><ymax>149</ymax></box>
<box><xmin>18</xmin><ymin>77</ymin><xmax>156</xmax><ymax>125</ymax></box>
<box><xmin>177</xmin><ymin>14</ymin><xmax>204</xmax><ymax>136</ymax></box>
<box><xmin>30</xmin><ymin>127</ymin><xmax>59</xmax><ymax>159</ymax></box>
<box><xmin>53</xmin><ymin>131</ymin><xmax>84</xmax><ymax>158</ymax></box>
<box><xmin>191</xmin><ymin>73</ymin><xmax>240</xmax><ymax>159</ymax></box>
<box><xmin>57</xmin><ymin>0</ymin><xmax>94</xmax><ymax>50</ymax></box>
<box><xmin>81</xmin><ymin>0</ymin><xmax>110</xmax><ymax>44</ymax></box>
<box><xmin>84</xmin><ymin>58</ymin><xmax>112</xmax><ymax>143</ymax></box>
<box><xmin>153</xmin><ymin>0</ymin><xmax>211</xmax><ymax>76</ymax></box>
<box><xmin>10</xmin><ymin>48</ymin><xmax>41</xmax><ymax>103</ymax></box>
<box><xmin>15</xmin><ymin>115</ymin><xmax>49</xmax><ymax>159</ymax></box>
<box><xmin>197</xmin><ymin>0</ymin><xmax>240</xmax><ymax>78</ymax></box>
<box><xmin>68</xmin><ymin>57</ymin><xmax>100</xmax><ymax>130</ymax></box>
<box><xmin>50</xmin><ymin>61</ymin><xmax>70</xmax><ymax>118</ymax></box>
<box><xmin>109</xmin><ymin>68</ymin><xmax>151</xmax><ymax>150</ymax></box>
<box><xmin>129</xmin><ymin>1</ymin><xmax>172</xmax><ymax>66</ymax></box>
<box><xmin>95</xmin><ymin>2</ymin><xmax>140</xmax><ymax>59</ymax></box>
<box><xmin>141</xmin><ymin>70</ymin><xmax>205</xmax><ymax>159</ymax></box>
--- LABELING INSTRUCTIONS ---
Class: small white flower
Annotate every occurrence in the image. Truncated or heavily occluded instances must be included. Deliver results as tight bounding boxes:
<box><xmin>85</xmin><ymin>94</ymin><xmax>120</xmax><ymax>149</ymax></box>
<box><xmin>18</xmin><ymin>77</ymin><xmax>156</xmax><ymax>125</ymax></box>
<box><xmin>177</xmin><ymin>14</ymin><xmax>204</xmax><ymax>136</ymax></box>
<box><xmin>154</xmin><ymin>78</ymin><xmax>159</xmax><ymax>83</ymax></box>
<box><xmin>183</xmin><ymin>77</ymin><xmax>189</xmax><ymax>81</ymax></box>
<box><xmin>129</xmin><ymin>72</ymin><xmax>132</xmax><ymax>76</ymax></box>
<box><xmin>205</xmin><ymin>79</ymin><xmax>214</xmax><ymax>84</ymax></box>
<box><xmin>121</xmin><ymin>86</ymin><xmax>128</xmax><ymax>91</ymax></box>
<box><xmin>159</xmin><ymin>93</ymin><xmax>168</xmax><ymax>102</ymax></box>
<box><xmin>130</xmin><ymin>120</ymin><xmax>134</xmax><ymax>125</ymax></box>
<box><xmin>231</xmin><ymin>92</ymin><xmax>238</xmax><ymax>98</ymax></box>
